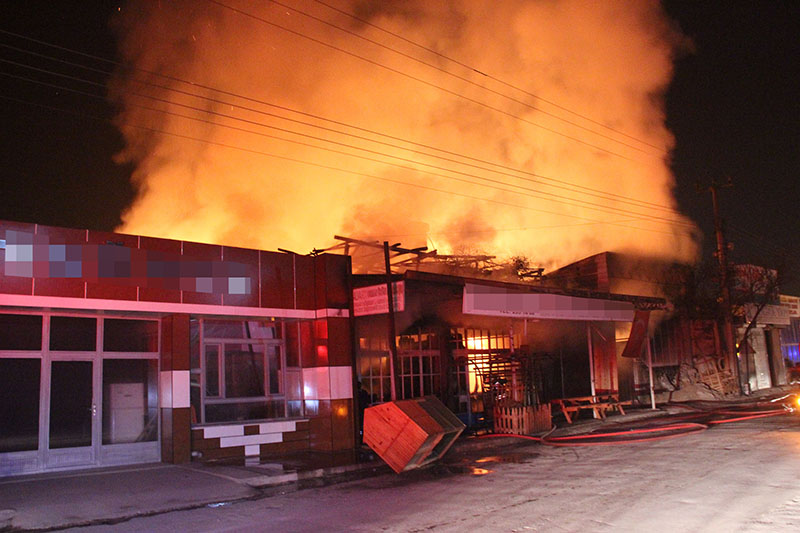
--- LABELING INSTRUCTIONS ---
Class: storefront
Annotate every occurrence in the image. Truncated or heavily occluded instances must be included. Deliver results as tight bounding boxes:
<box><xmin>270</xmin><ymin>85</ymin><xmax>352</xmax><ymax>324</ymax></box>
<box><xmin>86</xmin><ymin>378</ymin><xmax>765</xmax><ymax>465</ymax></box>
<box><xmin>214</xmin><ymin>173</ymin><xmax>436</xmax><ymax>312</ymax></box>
<box><xmin>352</xmin><ymin>270</ymin><xmax>662</xmax><ymax>427</ymax></box>
<box><xmin>0</xmin><ymin>221</ymin><xmax>355</xmax><ymax>476</ymax></box>
<box><xmin>1</xmin><ymin>312</ymin><xmax>160</xmax><ymax>473</ymax></box>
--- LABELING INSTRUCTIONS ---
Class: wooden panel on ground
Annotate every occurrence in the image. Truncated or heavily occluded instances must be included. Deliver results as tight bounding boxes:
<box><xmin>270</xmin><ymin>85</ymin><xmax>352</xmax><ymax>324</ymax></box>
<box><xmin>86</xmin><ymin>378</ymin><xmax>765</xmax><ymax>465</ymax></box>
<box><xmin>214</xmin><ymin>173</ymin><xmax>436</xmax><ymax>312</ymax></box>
<box><xmin>493</xmin><ymin>403</ymin><xmax>552</xmax><ymax>435</ymax></box>
<box><xmin>363</xmin><ymin>396</ymin><xmax>465</xmax><ymax>474</ymax></box>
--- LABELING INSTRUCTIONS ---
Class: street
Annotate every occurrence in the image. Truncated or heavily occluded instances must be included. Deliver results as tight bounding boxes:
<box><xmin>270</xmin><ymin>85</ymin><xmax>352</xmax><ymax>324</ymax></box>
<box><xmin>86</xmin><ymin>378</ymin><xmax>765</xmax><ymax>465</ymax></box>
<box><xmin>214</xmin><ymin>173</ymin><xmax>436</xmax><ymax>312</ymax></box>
<box><xmin>69</xmin><ymin>413</ymin><xmax>800</xmax><ymax>532</ymax></box>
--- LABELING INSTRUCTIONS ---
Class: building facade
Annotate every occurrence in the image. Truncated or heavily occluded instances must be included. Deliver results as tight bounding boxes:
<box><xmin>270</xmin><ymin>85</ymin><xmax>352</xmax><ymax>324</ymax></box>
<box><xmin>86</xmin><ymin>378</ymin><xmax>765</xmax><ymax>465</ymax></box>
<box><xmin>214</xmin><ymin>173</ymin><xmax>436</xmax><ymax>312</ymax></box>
<box><xmin>0</xmin><ymin>221</ymin><xmax>355</xmax><ymax>476</ymax></box>
<box><xmin>352</xmin><ymin>270</ymin><xmax>662</xmax><ymax>427</ymax></box>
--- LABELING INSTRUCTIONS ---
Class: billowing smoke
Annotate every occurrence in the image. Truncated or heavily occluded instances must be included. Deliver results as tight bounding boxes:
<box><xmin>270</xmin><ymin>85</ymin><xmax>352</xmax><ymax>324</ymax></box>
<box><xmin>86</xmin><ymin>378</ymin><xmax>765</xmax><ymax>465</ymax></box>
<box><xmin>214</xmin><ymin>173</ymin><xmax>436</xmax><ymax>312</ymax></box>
<box><xmin>111</xmin><ymin>0</ymin><xmax>699</xmax><ymax>271</ymax></box>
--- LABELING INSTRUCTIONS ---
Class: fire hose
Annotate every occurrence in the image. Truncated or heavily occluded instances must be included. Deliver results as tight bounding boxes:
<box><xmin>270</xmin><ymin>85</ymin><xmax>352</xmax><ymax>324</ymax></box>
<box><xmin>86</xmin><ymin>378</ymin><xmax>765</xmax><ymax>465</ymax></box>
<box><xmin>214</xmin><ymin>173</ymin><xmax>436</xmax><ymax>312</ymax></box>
<box><xmin>477</xmin><ymin>397</ymin><xmax>794</xmax><ymax>447</ymax></box>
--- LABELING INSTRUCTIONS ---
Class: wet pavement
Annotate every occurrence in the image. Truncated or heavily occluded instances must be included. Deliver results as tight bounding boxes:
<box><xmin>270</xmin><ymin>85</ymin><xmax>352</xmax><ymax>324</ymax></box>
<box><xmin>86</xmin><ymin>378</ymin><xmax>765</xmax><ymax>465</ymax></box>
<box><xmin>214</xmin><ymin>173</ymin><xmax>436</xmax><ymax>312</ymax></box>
<box><xmin>1</xmin><ymin>390</ymin><xmax>796</xmax><ymax>532</ymax></box>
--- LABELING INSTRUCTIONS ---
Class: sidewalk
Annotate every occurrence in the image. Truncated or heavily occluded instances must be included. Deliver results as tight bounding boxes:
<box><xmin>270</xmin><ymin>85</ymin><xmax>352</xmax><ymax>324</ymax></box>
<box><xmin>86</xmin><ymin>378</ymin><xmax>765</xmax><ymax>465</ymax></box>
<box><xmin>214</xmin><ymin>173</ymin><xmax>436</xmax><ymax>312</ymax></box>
<box><xmin>2</xmin><ymin>389</ymin><xmax>794</xmax><ymax>532</ymax></box>
<box><xmin>0</xmin><ymin>451</ymin><xmax>387</xmax><ymax>532</ymax></box>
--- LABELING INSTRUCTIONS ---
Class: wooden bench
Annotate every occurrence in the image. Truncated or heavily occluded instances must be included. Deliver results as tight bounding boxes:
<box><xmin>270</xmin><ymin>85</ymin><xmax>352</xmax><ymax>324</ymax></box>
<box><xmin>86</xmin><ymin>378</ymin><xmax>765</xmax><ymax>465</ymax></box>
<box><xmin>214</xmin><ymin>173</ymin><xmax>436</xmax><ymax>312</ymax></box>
<box><xmin>550</xmin><ymin>394</ymin><xmax>630</xmax><ymax>424</ymax></box>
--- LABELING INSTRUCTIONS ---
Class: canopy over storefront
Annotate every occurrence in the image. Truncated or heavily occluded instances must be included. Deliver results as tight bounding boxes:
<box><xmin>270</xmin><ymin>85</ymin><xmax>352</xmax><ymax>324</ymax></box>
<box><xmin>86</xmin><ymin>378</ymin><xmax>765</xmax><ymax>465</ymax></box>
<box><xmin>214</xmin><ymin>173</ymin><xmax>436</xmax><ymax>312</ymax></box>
<box><xmin>462</xmin><ymin>283</ymin><xmax>636</xmax><ymax>322</ymax></box>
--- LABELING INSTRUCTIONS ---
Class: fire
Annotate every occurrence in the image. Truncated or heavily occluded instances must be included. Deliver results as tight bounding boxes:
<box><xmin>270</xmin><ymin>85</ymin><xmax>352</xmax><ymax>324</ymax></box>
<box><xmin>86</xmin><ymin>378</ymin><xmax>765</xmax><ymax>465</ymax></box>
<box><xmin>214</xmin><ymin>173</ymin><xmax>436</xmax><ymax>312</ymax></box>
<box><xmin>111</xmin><ymin>0</ymin><xmax>698</xmax><ymax>269</ymax></box>
<box><xmin>465</xmin><ymin>335</ymin><xmax>490</xmax><ymax>393</ymax></box>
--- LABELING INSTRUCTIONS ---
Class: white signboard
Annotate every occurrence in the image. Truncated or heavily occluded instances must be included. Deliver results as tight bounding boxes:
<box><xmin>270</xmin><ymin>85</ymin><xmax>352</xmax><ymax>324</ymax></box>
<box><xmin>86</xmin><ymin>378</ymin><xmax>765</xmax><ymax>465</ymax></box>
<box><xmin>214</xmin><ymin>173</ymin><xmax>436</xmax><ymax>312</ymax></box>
<box><xmin>462</xmin><ymin>283</ymin><xmax>635</xmax><ymax>322</ymax></box>
<box><xmin>780</xmin><ymin>294</ymin><xmax>800</xmax><ymax>318</ymax></box>
<box><xmin>353</xmin><ymin>281</ymin><xmax>405</xmax><ymax>317</ymax></box>
<box><xmin>744</xmin><ymin>303</ymin><xmax>791</xmax><ymax>326</ymax></box>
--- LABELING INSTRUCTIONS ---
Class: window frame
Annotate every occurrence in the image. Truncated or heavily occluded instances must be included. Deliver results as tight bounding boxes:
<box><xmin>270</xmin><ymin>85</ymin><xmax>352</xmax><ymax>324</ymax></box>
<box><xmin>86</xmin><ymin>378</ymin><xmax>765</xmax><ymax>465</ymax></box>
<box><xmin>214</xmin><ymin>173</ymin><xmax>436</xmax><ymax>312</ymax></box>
<box><xmin>196</xmin><ymin>318</ymin><xmax>289</xmax><ymax>424</ymax></box>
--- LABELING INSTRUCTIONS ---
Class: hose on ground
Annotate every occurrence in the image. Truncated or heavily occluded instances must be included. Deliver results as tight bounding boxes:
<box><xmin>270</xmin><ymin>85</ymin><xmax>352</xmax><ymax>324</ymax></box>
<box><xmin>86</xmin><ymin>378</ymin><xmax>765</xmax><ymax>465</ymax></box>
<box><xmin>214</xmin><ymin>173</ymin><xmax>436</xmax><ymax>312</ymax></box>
<box><xmin>476</xmin><ymin>399</ymin><xmax>792</xmax><ymax>447</ymax></box>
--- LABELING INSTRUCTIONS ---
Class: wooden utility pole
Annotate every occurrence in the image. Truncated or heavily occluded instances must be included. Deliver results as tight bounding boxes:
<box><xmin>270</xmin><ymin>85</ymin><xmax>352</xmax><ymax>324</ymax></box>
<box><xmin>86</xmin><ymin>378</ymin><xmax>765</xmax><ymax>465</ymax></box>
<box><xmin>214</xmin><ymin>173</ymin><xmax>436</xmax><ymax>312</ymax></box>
<box><xmin>383</xmin><ymin>242</ymin><xmax>398</xmax><ymax>401</ymax></box>
<box><xmin>705</xmin><ymin>179</ymin><xmax>740</xmax><ymax>392</ymax></box>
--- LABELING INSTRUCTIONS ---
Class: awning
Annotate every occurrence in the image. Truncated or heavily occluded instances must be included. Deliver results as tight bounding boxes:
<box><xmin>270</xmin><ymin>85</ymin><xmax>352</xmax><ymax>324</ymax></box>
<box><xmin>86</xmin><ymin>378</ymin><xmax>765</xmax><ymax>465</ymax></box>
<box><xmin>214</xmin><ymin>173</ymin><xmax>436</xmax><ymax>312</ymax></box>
<box><xmin>462</xmin><ymin>283</ymin><xmax>635</xmax><ymax>322</ymax></box>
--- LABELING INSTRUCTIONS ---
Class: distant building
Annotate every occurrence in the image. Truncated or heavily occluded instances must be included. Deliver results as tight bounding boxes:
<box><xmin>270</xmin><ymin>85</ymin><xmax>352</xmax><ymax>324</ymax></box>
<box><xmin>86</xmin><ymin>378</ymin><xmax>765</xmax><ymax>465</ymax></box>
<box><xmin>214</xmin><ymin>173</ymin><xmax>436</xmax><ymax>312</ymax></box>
<box><xmin>549</xmin><ymin>252</ymin><xmax>791</xmax><ymax>397</ymax></box>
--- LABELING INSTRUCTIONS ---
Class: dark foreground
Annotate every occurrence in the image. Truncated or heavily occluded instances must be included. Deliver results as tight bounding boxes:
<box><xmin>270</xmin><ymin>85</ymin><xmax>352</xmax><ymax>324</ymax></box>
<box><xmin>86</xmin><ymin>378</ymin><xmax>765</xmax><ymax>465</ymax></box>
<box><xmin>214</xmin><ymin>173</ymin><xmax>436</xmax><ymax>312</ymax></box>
<box><xmin>54</xmin><ymin>410</ymin><xmax>800</xmax><ymax>532</ymax></box>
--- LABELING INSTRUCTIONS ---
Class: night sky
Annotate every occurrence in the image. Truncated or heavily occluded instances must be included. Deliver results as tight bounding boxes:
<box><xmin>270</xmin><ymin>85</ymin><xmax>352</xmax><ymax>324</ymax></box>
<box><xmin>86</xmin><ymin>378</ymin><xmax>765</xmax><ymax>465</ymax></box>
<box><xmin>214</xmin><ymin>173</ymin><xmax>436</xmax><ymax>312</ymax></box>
<box><xmin>1</xmin><ymin>1</ymin><xmax>798</xmax><ymax>290</ymax></box>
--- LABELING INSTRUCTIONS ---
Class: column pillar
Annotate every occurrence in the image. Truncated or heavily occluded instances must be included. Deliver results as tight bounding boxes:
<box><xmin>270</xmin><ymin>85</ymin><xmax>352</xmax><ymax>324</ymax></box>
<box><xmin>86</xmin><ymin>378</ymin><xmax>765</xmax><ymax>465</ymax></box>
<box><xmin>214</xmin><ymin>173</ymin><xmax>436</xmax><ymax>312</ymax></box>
<box><xmin>160</xmin><ymin>314</ymin><xmax>191</xmax><ymax>463</ymax></box>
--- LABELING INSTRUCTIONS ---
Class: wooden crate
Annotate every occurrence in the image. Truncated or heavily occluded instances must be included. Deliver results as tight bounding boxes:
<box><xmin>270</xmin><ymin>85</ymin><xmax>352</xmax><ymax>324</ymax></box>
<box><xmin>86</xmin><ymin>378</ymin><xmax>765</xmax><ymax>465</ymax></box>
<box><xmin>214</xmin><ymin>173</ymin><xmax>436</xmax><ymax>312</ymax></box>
<box><xmin>363</xmin><ymin>396</ymin><xmax>465</xmax><ymax>473</ymax></box>
<box><xmin>494</xmin><ymin>403</ymin><xmax>552</xmax><ymax>435</ymax></box>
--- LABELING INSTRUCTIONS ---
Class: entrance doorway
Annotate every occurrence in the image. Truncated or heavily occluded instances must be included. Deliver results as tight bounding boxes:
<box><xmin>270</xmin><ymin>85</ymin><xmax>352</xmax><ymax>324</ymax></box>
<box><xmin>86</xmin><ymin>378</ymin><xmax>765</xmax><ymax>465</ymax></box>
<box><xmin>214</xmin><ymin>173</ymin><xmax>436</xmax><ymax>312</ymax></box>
<box><xmin>45</xmin><ymin>359</ymin><xmax>97</xmax><ymax>469</ymax></box>
<box><xmin>0</xmin><ymin>313</ymin><xmax>160</xmax><ymax>476</ymax></box>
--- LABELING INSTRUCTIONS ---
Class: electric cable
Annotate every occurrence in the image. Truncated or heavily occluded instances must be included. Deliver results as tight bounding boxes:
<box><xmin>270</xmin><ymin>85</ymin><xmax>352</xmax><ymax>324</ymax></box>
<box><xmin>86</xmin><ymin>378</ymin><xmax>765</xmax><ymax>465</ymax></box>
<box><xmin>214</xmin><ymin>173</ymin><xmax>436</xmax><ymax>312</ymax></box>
<box><xmin>0</xmin><ymin>92</ymin><xmax>687</xmax><ymax>238</ymax></box>
<box><xmin>0</xmin><ymin>31</ymin><xmax>690</xmax><ymax>216</ymax></box>
<box><xmin>0</xmin><ymin>66</ymin><xmax>698</xmax><ymax>233</ymax></box>
<box><xmin>266</xmin><ymin>0</ymin><xmax>663</xmax><ymax>157</ymax></box>
<box><xmin>203</xmin><ymin>0</ymin><xmax>648</xmax><ymax>162</ymax></box>
<box><xmin>308</xmin><ymin>0</ymin><xmax>666</xmax><ymax>153</ymax></box>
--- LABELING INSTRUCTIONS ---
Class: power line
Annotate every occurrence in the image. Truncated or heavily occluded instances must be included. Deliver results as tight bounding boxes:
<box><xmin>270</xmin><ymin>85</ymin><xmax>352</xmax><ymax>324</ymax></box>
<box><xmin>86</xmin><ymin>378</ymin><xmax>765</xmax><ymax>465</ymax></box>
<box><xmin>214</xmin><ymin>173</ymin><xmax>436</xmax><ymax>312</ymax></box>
<box><xmin>0</xmin><ymin>31</ymin><xmax>687</xmax><ymax>216</ymax></box>
<box><xmin>0</xmin><ymin>93</ymin><xmax>695</xmax><ymax>239</ymax></box>
<box><xmin>307</xmin><ymin>0</ymin><xmax>667</xmax><ymax>154</ymax></box>
<box><xmin>266</xmin><ymin>0</ymin><xmax>663</xmax><ymax>157</ymax></box>
<box><xmin>202</xmin><ymin>0</ymin><xmax>645</xmax><ymax>162</ymax></box>
<box><xmin>0</xmin><ymin>63</ymin><xmax>696</xmax><ymax>231</ymax></box>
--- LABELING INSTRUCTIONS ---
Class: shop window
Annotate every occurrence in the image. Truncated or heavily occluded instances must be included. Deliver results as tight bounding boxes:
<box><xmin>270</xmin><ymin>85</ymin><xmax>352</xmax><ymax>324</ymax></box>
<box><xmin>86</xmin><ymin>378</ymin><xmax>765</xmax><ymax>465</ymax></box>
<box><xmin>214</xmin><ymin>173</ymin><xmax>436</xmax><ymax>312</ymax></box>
<box><xmin>193</xmin><ymin>318</ymin><xmax>287</xmax><ymax>424</ymax></box>
<box><xmin>102</xmin><ymin>359</ymin><xmax>158</xmax><ymax>444</ymax></box>
<box><xmin>50</xmin><ymin>316</ymin><xmax>96</xmax><ymax>351</ymax></box>
<box><xmin>450</xmin><ymin>327</ymin><xmax>517</xmax><ymax>416</ymax></box>
<box><xmin>398</xmin><ymin>330</ymin><xmax>441</xmax><ymax>399</ymax></box>
<box><xmin>285</xmin><ymin>321</ymin><xmax>301</xmax><ymax>367</ymax></box>
<box><xmin>205</xmin><ymin>345</ymin><xmax>220</xmax><ymax>397</ymax></box>
<box><xmin>103</xmin><ymin>319</ymin><xmax>158</xmax><ymax>352</ymax></box>
<box><xmin>358</xmin><ymin>349</ymin><xmax>392</xmax><ymax>403</ymax></box>
<box><xmin>205</xmin><ymin>400</ymin><xmax>284</xmax><ymax>422</ymax></box>
<box><xmin>224</xmin><ymin>343</ymin><xmax>267</xmax><ymax>397</ymax></box>
<box><xmin>0</xmin><ymin>358</ymin><xmax>41</xmax><ymax>453</ymax></box>
<box><xmin>204</xmin><ymin>319</ymin><xmax>278</xmax><ymax>340</ymax></box>
<box><xmin>0</xmin><ymin>314</ymin><xmax>42</xmax><ymax>350</ymax></box>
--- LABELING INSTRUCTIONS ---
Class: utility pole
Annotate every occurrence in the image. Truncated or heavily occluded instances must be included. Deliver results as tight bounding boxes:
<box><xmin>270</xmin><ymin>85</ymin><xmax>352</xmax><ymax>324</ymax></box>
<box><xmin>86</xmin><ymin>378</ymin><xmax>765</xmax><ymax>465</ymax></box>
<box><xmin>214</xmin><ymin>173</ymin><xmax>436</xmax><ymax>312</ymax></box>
<box><xmin>703</xmin><ymin>179</ymin><xmax>739</xmax><ymax>393</ymax></box>
<box><xmin>383</xmin><ymin>242</ymin><xmax>398</xmax><ymax>401</ymax></box>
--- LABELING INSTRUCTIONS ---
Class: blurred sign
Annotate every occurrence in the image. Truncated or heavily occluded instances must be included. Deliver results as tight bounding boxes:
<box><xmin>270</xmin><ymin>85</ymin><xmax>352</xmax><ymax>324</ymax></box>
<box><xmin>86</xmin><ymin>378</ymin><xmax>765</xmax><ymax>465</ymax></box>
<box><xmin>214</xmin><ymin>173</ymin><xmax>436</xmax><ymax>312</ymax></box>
<box><xmin>743</xmin><ymin>303</ymin><xmax>790</xmax><ymax>326</ymax></box>
<box><xmin>462</xmin><ymin>283</ymin><xmax>635</xmax><ymax>322</ymax></box>
<box><xmin>353</xmin><ymin>281</ymin><xmax>405</xmax><ymax>316</ymax></box>
<box><xmin>780</xmin><ymin>294</ymin><xmax>800</xmax><ymax>318</ymax></box>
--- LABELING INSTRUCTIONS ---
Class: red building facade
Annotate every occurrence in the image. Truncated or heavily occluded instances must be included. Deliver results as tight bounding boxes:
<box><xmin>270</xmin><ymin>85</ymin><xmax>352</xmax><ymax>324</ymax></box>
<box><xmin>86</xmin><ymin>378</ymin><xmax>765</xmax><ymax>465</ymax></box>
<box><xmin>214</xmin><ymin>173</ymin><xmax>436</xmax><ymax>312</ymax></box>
<box><xmin>0</xmin><ymin>221</ymin><xmax>355</xmax><ymax>476</ymax></box>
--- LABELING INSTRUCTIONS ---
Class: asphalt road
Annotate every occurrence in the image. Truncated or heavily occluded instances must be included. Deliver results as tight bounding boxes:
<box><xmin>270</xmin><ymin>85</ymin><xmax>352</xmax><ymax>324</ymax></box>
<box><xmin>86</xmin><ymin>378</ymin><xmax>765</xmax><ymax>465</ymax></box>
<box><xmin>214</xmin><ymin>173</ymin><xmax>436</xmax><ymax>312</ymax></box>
<box><xmin>70</xmin><ymin>413</ymin><xmax>800</xmax><ymax>532</ymax></box>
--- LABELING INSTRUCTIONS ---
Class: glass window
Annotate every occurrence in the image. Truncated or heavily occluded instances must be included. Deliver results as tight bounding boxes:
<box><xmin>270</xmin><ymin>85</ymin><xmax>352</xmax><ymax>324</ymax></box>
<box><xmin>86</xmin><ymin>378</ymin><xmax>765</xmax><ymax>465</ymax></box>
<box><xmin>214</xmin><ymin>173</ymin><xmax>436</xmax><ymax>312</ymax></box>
<box><xmin>205</xmin><ymin>399</ymin><xmax>284</xmax><ymax>423</ymax></box>
<box><xmin>204</xmin><ymin>320</ymin><xmax>278</xmax><ymax>340</ymax></box>
<box><xmin>0</xmin><ymin>358</ymin><xmax>41</xmax><ymax>452</ymax></box>
<box><xmin>192</xmin><ymin>318</ymin><xmax>288</xmax><ymax>424</ymax></box>
<box><xmin>0</xmin><ymin>314</ymin><xmax>42</xmax><ymax>350</ymax></box>
<box><xmin>286</xmin><ymin>322</ymin><xmax>301</xmax><ymax>367</ymax></box>
<box><xmin>102</xmin><ymin>359</ymin><xmax>158</xmax><ymax>445</ymax></box>
<box><xmin>103</xmin><ymin>319</ymin><xmax>158</xmax><ymax>352</ymax></box>
<box><xmin>267</xmin><ymin>346</ymin><xmax>282</xmax><ymax>395</ymax></box>
<box><xmin>50</xmin><ymin>316</ymin><xmax>96</xmax><ymax>351</ymax></box>
<box><xmin>49</xmin><ymin>361</ymin><xmax>93</xmax><ymax>449</ymax></box>
<box><xmin>224</xmin><ymin>343</ymin><xmax>266</xmax><ymax>397</ymax></box>
<box><xmin>205</xmin><ymin>345</ymin><xmax>220</xmax><ymax>397</ymax></box>
<box><xmin>204</xmin><ymin>320</ymin><xmax>248</xmax><ymax>339</ymax></box>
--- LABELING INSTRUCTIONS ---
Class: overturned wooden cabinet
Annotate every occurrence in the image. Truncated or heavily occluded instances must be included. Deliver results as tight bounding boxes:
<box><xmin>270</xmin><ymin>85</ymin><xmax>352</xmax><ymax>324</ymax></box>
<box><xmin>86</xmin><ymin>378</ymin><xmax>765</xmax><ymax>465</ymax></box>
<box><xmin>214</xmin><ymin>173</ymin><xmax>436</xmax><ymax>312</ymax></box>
<box><xmin>363</xmin><ymin>396</ymin><xmax>465</xmax><ymax>473</ymax></box>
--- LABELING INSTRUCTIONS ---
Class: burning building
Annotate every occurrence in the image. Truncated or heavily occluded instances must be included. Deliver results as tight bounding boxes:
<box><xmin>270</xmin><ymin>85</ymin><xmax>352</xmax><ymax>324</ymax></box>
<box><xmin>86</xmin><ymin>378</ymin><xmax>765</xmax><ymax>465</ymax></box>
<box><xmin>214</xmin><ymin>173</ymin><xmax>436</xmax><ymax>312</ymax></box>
<box><xmin>1</xmin><ymin>220</ymin><xmax>669</xmax><ymax>476</ymax></box>
<box><xmin>352</xmin><ymin>267</ymin><xmax>664</xmax><ymax>430</ymax></box>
